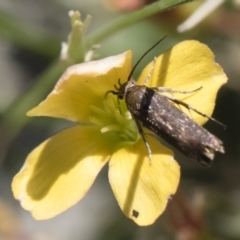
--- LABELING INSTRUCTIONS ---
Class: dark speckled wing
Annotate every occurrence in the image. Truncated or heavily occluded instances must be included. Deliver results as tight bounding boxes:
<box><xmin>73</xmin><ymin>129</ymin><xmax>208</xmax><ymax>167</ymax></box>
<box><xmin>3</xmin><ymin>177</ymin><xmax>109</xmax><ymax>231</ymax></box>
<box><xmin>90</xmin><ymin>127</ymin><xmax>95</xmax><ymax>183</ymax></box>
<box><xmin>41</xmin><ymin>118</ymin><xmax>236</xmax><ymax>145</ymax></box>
<box><xmin>125</xmin><ymin>85</ymin><xmax>224</xmax><ymax>166</ymax></box>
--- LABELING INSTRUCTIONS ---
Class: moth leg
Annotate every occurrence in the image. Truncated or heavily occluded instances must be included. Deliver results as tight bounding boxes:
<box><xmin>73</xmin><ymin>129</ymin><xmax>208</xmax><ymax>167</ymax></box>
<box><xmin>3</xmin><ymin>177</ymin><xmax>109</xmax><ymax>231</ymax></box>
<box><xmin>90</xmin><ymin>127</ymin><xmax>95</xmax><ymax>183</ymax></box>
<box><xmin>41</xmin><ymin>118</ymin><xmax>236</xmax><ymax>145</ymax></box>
<box><xmin>164</xmin><ymin>94</ymin><xmax>226</xmax><ymax>128</ymax></box>
<box><xmin>153</xmin><ymin>86</ymin><xmax>201</xmax><ymax>113</ymax></box>
<box><xmin>152</xmin><ymin>86</ymin><xmax>202</xmax><ymax>94</ymax></box>
<box><xmin>143</xmin><ymin>57</ymin><xmax>157</xmax><ymax>86</ymax></box>
<box><xmin>134</xmin><ymin>119</ymin><xmax>152</xmax><ymax>164</ymax></box>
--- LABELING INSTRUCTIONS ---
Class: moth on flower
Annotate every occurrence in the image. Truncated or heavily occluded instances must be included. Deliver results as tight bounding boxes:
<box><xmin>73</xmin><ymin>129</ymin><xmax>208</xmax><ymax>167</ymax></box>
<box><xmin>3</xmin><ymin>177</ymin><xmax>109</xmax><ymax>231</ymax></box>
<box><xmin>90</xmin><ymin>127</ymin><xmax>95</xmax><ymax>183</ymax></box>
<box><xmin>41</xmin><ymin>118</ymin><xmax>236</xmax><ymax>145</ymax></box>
<box><xmin>107</xmin><ymin>37</ymin><xmax>225</xmax><ymax>166</ymax></box>
<box><xmin>12</xmin><ymin>40</ymin><xmax>227</xmax><ymax>226</ymax></box>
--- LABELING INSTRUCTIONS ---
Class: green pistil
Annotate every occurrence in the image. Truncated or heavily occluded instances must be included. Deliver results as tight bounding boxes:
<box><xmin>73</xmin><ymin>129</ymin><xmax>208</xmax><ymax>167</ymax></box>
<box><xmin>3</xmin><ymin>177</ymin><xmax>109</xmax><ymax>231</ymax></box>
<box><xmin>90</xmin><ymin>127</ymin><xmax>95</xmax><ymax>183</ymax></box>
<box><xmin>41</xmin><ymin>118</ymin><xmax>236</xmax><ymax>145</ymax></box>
<box><xmin>89</xmin><ymin>98</ymin><xmax>139</xmax><ymax>143</ymax></box>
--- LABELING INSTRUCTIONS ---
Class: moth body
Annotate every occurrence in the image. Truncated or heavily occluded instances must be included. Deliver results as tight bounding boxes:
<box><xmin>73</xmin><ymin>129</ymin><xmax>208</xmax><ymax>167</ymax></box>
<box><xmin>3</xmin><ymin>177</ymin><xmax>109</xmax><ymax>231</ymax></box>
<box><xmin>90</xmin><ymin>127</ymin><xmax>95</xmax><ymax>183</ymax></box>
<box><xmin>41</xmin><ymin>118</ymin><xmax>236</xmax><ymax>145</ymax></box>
<box><xmin>124</xmin><ymin>82</ymin><xmax>224</xmax><ymax>166</ymax></box>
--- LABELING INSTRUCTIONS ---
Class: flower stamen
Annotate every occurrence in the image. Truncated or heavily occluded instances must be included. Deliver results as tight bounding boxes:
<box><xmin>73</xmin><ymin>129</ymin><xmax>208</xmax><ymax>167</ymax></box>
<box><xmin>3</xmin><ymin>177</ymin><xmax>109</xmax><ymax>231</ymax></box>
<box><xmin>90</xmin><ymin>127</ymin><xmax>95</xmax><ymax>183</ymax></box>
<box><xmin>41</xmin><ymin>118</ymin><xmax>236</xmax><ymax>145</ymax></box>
<box><xmin>89</xmin><ymin>97</ymin><xmax>139</xmax><ymax>143</ymax></box>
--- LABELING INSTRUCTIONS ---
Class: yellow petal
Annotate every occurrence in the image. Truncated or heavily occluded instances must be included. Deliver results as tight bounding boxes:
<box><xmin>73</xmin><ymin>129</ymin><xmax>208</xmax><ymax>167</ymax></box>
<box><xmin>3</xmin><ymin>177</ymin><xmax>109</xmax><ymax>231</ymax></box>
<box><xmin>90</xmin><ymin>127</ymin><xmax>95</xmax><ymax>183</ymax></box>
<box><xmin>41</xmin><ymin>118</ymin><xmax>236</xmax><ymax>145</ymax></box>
<box><xmin>137</xmin><ymin>40</ymin><xmax>227</xmax><ymax>125</ymax></box>
<box><xmin>28</xmin><ymin>51</ymin><xmax>132</xmax><ymax>123</ymax></box>
<box><xmin>108</xmin><ymin>137</ymin><xmax>180</xmax><ymax>226</ymax></box>
<box><xmin>12</xmin><ymin>126</ymin><xmax>112</xmax><ymax>219</ymax></box>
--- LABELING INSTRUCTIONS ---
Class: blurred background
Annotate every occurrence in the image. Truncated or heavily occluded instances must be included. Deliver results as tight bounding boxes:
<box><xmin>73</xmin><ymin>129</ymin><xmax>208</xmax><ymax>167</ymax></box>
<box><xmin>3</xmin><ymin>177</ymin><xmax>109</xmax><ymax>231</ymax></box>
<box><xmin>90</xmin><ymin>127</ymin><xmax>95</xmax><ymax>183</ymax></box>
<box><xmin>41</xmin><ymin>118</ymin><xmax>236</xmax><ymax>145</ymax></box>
<box><xmin>0</xmin><ymin>0</ymin><xmax>240</xmax><ymax>239</ymax></box>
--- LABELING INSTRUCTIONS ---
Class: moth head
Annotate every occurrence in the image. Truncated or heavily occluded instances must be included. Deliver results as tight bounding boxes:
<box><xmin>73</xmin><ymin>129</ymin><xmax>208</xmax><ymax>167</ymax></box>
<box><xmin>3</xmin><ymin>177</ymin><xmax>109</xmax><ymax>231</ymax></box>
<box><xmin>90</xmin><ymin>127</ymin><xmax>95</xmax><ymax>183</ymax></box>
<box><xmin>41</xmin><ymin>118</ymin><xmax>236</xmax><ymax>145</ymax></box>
<box><xmin>105</xmin><ymin>78</ymin><xmax>131</xmax><ymax>100</ymax></box>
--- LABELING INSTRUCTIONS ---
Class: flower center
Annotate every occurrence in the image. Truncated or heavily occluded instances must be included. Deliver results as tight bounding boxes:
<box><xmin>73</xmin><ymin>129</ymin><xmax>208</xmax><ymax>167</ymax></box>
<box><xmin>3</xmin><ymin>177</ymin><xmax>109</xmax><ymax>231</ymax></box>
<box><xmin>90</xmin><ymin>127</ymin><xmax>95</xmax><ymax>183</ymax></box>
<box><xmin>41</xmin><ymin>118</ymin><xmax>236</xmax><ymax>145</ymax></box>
<box><xmin>89</xmin><ymin>97</ymin><xmax>139</xmax><ymax>145</ymax></box>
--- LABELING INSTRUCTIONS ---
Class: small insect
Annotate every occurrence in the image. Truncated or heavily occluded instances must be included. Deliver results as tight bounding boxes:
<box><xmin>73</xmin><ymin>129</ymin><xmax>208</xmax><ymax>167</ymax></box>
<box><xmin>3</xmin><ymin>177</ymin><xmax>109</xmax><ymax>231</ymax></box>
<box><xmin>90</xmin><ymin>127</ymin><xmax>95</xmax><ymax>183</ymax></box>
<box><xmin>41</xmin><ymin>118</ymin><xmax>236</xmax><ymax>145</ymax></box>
<box><xmin>107</xmin><ymin>36</ymin><xmax>224</xmax><ymax>166</ymax></box>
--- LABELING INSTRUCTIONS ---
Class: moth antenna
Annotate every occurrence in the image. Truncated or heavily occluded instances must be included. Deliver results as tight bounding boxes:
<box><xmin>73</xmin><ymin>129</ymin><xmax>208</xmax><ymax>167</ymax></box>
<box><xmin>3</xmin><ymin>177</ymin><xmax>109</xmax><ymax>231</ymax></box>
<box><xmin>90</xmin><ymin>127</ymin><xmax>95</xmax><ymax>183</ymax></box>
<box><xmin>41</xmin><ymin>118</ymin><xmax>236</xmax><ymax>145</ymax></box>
<box><xmin>127</xmin><ymin>35</ymin><xmax>167</xmax><ymax>82</ymax></box>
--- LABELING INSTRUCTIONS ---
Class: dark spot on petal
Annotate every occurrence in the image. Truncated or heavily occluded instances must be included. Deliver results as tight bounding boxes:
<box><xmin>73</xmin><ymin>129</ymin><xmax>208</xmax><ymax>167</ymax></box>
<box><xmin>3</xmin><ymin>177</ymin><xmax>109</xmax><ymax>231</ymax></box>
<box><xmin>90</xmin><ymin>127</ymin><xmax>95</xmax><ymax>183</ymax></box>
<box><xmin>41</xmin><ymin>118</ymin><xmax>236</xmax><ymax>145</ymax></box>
<box><xmin>132</xmin><ymin>209</ymin><xmax>139</xmax><ymax>218</ymax></box>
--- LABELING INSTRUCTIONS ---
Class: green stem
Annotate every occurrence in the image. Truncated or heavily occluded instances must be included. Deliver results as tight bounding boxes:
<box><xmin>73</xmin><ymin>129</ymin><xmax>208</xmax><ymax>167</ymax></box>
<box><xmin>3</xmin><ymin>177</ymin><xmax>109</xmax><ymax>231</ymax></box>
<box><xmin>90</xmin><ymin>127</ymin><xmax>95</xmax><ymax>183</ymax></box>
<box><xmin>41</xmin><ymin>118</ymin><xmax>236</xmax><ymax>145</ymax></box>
<box><xmin>85</xmin><ymin>0</ymin><xmax>193</xmax><ymax>47</ymax></box>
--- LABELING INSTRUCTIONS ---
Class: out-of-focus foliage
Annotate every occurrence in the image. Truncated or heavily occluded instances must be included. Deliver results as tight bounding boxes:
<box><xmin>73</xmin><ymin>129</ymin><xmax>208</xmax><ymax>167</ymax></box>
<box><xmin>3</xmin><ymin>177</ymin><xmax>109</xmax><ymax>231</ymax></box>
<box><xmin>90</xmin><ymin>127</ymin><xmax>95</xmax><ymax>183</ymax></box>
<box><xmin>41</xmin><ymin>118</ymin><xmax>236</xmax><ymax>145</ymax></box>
<box><xmin>0</xmin><ymin>0</ymin><xmax>240</xmax><ymax>239</ymax></box>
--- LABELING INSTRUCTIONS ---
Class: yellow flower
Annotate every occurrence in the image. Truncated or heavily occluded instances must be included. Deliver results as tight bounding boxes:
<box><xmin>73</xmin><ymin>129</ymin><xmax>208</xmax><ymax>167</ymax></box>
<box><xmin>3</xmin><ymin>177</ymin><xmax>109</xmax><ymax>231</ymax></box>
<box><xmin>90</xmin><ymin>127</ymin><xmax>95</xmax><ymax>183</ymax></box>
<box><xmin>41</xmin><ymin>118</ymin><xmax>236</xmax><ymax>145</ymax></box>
<box><xmin>12</xmin><ymin>40</ymin><xmax>227</xmax><ymax>226</ymax></box>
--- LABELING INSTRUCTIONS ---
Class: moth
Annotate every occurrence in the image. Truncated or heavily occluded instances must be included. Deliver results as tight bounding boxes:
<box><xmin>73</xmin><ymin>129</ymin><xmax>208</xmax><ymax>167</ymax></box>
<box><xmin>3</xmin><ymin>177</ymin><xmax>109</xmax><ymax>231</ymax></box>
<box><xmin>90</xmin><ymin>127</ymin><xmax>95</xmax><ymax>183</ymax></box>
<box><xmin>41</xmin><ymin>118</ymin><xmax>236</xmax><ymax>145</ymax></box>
<box><xmin>107</xmin><ymin>37</ymin><xmax>224</xmax><ymax>166</ymax></box>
